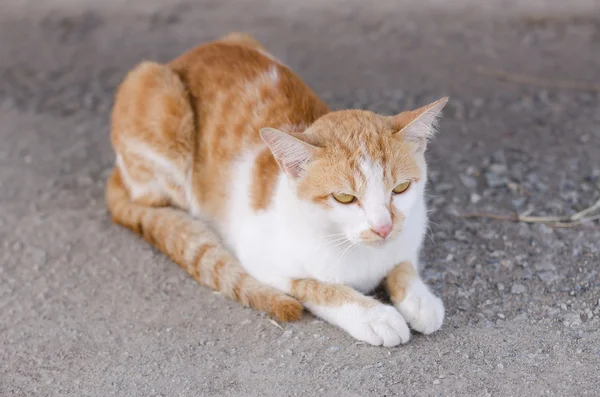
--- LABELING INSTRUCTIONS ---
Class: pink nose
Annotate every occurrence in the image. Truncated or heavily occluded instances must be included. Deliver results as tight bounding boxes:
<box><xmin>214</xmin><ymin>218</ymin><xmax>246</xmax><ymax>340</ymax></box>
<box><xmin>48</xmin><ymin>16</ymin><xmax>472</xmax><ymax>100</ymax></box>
<box><xmin>371</xmin><ymin>224</ymin><xmax>392</xmax><ymax>239</ymax></box>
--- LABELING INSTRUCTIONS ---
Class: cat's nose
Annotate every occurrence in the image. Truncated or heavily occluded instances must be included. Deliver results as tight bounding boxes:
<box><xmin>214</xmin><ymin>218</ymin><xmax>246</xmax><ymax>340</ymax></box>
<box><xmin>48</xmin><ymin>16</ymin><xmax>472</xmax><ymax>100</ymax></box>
<box><xmin>371</xmin><ymin>224</ymin><xmax>392</xmax><ymax>239</ymax></box>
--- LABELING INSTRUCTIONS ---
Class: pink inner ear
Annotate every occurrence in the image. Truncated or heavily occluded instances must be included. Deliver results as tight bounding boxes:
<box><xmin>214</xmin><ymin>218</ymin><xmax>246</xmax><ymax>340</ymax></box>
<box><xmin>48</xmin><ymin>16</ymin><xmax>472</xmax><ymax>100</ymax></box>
<box><xmin>391</xmin><ymin>110</ymin><xmax>419</xmax><ymax>131</ymax></box>
<box><xmin>260</xmin><ymin>127</ymin><xmax>319</xmax><ymax>179</ymax></box>
<box><xmin>391</xmin><ymin>97</ymin><xmax>449</xmax><ymax>133</ymax></box>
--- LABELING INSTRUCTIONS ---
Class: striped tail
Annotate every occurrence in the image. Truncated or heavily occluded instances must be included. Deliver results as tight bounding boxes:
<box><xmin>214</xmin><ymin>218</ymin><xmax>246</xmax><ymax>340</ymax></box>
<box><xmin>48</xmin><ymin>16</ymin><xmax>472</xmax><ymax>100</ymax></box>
<box><xmin>105</xmin><ymin>169</ymin><xmax>303</xmax><ymax>322</ymax></box>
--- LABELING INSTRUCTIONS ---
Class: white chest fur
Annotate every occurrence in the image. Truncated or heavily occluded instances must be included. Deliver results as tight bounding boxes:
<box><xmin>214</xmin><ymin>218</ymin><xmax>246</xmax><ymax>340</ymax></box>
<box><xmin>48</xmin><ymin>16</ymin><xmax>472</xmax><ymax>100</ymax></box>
<box><xmin>222</xmin><ymin>149</ymin><xmax>428</xmax><ymax>293</ymax></box>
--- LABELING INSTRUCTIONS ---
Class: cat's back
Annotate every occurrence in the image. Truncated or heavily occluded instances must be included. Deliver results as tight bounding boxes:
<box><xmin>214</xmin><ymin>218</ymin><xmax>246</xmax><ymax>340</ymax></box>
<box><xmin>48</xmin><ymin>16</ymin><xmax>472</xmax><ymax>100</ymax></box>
<box><xmin>169</xmin><ymin>38</ymin><xmax>327</xmax><ymax>144</ymax></box>
<box><xmin>167</xmin><ymin>35</ymin><xmax>328</xmax><ymax>220</ymax></box>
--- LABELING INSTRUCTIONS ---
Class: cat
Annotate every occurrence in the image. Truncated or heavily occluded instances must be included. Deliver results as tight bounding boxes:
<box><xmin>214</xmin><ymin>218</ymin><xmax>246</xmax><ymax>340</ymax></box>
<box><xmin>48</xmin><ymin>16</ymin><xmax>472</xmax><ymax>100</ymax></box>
<box><xmin>106</xmin><ymin>32</ymin><xmax>447</xmax><ymax>346</ymax></box>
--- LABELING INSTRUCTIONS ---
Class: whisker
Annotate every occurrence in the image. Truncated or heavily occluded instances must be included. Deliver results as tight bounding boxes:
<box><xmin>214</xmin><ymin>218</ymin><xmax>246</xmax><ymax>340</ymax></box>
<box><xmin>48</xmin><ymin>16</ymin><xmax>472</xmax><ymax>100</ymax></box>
<box><xmin>339</xmin><ymin>242</ymin><xmax>356</xmax><ymax>263</ymax></box>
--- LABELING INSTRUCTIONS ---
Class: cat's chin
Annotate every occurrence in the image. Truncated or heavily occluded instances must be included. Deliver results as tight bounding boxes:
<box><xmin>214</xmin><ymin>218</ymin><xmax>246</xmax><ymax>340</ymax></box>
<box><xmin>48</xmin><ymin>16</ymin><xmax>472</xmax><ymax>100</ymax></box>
<box><xmin>362</xmin><ymin>238</ymin><xmax>390</xmax><ymax>249</ymax></box>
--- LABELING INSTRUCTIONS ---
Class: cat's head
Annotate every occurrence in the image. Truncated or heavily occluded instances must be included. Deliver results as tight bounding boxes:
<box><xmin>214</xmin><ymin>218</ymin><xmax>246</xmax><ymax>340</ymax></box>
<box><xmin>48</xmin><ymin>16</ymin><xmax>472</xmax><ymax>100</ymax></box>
<box><xmin>261</xmin><ymin>97</ymin><xmax>447</xmax><ymax>246</ymax></box>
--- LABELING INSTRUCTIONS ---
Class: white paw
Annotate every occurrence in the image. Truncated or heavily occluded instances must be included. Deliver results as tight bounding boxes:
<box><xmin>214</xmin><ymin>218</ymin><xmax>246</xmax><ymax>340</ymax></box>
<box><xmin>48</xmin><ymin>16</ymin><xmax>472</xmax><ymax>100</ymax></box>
<box><xmin>396</xmin><ymin>282</ymin><xmax>445</xmax><ymax>335</ymax></box>
<box><xmin>344</xmin><ymin>304</ymin><xmax>410</xmax><ymax>347</ymax></box>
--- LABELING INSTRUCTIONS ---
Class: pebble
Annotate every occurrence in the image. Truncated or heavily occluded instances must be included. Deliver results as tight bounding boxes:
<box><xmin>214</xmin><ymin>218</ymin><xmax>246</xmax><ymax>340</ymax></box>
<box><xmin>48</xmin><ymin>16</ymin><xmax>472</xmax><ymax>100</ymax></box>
<box><xmin>538</xmin><ymin>272</ymin><xmax>559</xmax><ymax>284</ymax></box>
<box><xmin>485</xmin><ymin>172</ymin><xmax>509</xmax><ymax>188</ymax></box>
<box><xmin>563</xmin><ymin>313</ymin><xmax>582</xmax><ymax>327</ymax></box>
<box><xmin>513</xmin><ymin>312</ymin><xmax>529</xmax><ymax>321</ymax></box>
<box><xmin>488</xmin><ymin>164</ymin><xmax>508</xmax><ymax>174</ymax></box>
<box><xmin>282</xmin><ymin>349</ymin><xmax>293</xmax><ymax>357</ymax></box>
<box><xmin>470</xmin><ymin>193</ymin><xmax>482</xmax><ymax>204</ymax></box>
<box><xmin>511</xmin><ymin>284</ymin><xmax>527</xmax><ymax>294</ymax></box>
<box><xmin>534</xmin><ymin>261</ymin><xmax>556</xmax><ymax>271</ymax></box>
<box><xmin>511</xmin><ymin>197</ymin><xmax>527</xmax><ymax>209</ymax></box>
<box><xmin>435</xmin><ymin>183</ymin><xmax>454</xmax><ymax>193</ymax></box>
<box><xmin>281</xmin><ymin>330</ymin><xmax>293</xmax><ymax>338</ymax></box>
<box><xmin>459</xmin><ymin>175</ymin><xmax>478</xmax><ymax>189</ymax></box>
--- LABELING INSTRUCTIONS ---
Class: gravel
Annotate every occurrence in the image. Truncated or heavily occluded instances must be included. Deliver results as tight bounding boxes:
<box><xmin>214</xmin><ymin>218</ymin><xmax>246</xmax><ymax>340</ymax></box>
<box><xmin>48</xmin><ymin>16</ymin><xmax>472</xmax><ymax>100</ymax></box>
<box><xmin>1</xmin><ymin>0</ymin><xmax>600</xmax><ymax>396</ymax></box>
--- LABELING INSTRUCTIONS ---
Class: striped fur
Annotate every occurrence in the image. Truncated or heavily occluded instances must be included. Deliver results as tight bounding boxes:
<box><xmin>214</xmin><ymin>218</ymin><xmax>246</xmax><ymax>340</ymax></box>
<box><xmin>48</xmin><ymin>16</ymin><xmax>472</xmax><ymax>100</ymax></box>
<box><xmin>105</xmin><ymin>169</ymin><xmax>303</xmax><ymax>322</ymax></box>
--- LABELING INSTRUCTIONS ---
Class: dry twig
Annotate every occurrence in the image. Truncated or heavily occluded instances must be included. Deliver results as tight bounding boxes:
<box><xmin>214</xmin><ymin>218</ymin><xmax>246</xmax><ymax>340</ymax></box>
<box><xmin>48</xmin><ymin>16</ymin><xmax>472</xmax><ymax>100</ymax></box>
<box><xmin>462</xmin><ymin>199</ymin><xmax>600</xmax><ymax>228</ymax></box>
<box><xmin>475</xmin><ymin>66</ymin><xmax>600</xmax><ymax>92</ymax></box>
<box><xmin>268</xmin><ymin>318</ymin><xmax>284</xmax><ymax>330</ymax></box>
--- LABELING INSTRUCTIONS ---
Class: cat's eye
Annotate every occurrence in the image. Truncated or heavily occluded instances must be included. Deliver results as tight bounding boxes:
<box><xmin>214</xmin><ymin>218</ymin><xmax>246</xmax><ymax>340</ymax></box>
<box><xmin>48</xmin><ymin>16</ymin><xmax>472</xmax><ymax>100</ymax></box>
<box><xmin>392</xmin><ymin>181</ymin><xmax>411</xmax><ymax>194</ymax></box>
<box><xmin>333</xmin><ymin>193</ymin><xmax>356</xmax><ymax>204</ymax></box>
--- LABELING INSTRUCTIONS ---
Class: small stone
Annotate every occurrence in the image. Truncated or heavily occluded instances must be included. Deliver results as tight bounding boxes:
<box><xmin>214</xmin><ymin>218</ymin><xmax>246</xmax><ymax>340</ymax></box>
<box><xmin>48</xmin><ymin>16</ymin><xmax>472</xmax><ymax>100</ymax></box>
<box><xmin>563</xmin><ymin>313</ymin><xmax>582</xmax><ymax>327</ymax></box>
<box><xmin>534</xmin><ymin>261</ymin><xmax>555</xmax><ymax>271</ymax></box>
<box><xmin>470</xmin><ymin>193</ymin><xmax>482</xmax><ymax>204</ymax></box>
<box><xmin>511</xmin><ymin>284</ymin><xmax>527</xmax><ymax>294</ymax></box>
<box><xmin>488</xmin><ymin>164</ymin><xmax>508</xmax><ymax>174</ymax></box>
<box><xmin>433</xmin><ymin>379</ymin><xmax>441</xmax><ymax>385</ymax></box>
<box><xmin>328</xmin><ymin>346</ymin><xmax>340</xmax><ymax>352</ymax></box>
<box><xmin>538</xmin><ymin>272</ymin><xmax>559</xmax><ymax>284</ymax></box>
<box><xmin>454</xmin><ymin>230</ymin><xmax>470</xmax><ymax>242</ymax></box>
<box><xmin>513</xmin><ymin>312</ymin><xmax>528</xmax><ymax>321</ymax></box>
<box><xmin>485</xmin><ymin>172</ymin><xmax>509</xmax><ymax>188</ymax></box>
<box><xmin>497</xmin><ymin>283</ymin><xmax>505</xmax><ymax>292</ymax></box>
<box><xmin>466</xmin><ymin>166</ymin><xmax>479</xmax><ymax>176</ymax></box>
<box><xmin>281</xmin><ymin>330</ymin><xmax>293</xmax><ymax>338</ymax></box>
<box><xmin>491</xmin><ymin>149</ymin><xmax>506</xmax><ymax>164</ymax></box>
<box><xmin>435</xmin><ymin>183</ymin><xmax>454</xmax><ymax>193</ymax></box>
<box><xmin>511</xmin><ymin>197</ymin><xmax>527</xmax><ymax>209</ymax></box>
<box><xmin>534</xmin><ymin>224</ymin><xmax>553</xmax><ymax>235</ymax></box>
<box><xmin>459</xmin><ymin>175</ymin><xmax>478</xmax><ymax>189</ymax></box>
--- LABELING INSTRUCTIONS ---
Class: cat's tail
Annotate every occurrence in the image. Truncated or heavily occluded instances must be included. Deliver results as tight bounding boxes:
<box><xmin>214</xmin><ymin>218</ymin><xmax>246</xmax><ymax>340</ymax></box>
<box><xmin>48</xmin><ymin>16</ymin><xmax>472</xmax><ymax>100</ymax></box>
<box><xmin>105</xmin><ymin>168</ymin><xmax>303</xmax><ymax>322</ymax></box>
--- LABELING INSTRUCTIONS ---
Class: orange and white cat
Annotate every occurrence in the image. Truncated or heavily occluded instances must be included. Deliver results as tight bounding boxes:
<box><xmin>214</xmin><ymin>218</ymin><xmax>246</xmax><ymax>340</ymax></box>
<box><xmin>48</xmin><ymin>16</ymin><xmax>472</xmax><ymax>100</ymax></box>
<box><xmin>106</xmin><ymin>33</ymin><xmax>447</xmax><ymax>346</ymax></box>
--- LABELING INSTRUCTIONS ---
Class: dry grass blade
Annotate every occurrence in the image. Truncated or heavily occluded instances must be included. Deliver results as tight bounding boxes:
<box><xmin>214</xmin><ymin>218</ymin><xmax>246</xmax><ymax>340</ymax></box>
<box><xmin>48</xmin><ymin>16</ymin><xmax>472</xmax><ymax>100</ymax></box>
<box><xmin>268</xmin><ymin>318</ymin><xmax>284</xmax><ymax>330</ymax></box>
<box><xmin>461</xmin><ymin>198</ymin><xmax>600</xmax><ymax>228</ymax></box>
<box><xmin>475</xmin><ymin>66</ymin><xmax>600</xmax><ymax>92</ymax></box>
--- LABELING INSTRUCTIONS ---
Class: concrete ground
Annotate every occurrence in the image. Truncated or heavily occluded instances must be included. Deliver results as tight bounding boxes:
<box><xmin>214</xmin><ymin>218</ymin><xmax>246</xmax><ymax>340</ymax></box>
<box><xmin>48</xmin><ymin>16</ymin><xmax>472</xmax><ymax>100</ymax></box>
<box><xmin>1</xmin><ymin>0</ymin><xmax>599</xmax><ymax>396</ymax></box>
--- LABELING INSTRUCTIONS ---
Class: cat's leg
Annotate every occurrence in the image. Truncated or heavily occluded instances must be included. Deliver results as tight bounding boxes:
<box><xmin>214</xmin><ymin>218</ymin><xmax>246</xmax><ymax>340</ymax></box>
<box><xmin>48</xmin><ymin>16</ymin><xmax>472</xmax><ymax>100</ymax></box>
<box><xmin>385</xmin><ymin>261</ymin><xmax>445</xmax><ymax>335</ymax></box>
<box><xmin>111</xmin><ymin>61</ymin><xmax>195</xmax><ymax>210</ymax></box>
<box><xmin>288</xmin><ymin>279</ymin><xmax>410</xmax><ymax>346</ymax></box>
<box><xmin>106</xmin><ymin>169</ymin><xmax>303</xmax><ymax>322</ymax></box>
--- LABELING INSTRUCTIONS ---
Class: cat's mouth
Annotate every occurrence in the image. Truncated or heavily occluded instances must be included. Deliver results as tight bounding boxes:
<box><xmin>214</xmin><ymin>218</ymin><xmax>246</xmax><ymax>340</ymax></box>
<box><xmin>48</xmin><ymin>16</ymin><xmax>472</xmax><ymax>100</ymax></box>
<box><xmin>362</xmin><ymin>236</ymin><xmax>393</xmax><ymax>248</ymax></box>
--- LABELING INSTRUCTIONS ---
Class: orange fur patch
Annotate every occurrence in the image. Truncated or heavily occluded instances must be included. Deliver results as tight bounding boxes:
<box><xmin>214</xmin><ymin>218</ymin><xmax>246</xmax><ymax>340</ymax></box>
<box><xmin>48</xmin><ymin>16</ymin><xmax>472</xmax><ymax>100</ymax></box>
<box><xmin>385</xmin><ymin>262</ymin><xmax>417</xmax><ymax>303</ymax></box>
<box><xmin>251</xmin><ymin>148</ymin><xmax>280</xmax><ymax>211</ymax></box>
<box><xmin>296</xmin><ymin>110</ymin><xmax>422</xmax><ymax>206</ymax></box>
<box><xmin>290</xmin><ymin>279</ymin><xmax>377</xmax><ymax>308</ymax></box>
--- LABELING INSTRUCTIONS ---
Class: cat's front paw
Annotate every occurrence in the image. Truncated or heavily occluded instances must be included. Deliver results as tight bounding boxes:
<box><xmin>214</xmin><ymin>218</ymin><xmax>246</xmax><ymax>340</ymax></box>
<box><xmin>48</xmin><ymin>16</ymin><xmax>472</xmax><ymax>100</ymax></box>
<box><xmin>344</xmin><ymin>304</ymin><xmax>410</xmax><ymax>347</ymax></box>
<box><xmin>396</xmin><ymin>281</ymin><xmax>444</xmax><ymax>335</ymax></box>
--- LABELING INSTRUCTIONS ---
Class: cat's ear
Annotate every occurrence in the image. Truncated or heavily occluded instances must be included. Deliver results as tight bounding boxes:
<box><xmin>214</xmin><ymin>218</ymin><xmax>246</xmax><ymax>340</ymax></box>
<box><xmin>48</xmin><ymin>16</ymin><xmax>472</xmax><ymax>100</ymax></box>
<box><xmin>260</xmin><ymin>127</ymin><xmax>320</xmax><ymax>179</ymax></box>
<box><xmin>391</xmin><ymin>97</ymin><xmax>448</xmax><ymax>152</ymax></box>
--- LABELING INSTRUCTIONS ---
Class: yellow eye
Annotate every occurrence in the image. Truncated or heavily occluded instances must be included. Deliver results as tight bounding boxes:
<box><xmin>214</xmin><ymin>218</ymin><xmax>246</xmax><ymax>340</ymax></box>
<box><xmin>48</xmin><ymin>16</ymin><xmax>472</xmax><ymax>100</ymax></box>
<box><xmin>393</xmin><ymin>181</ymin><xmax>411</xmax><ymax>194</ymax></box>
<box><xmin>333</xmin><ymin>193</ymin><xmax>356</xmax><ymax>204</ymax></box>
